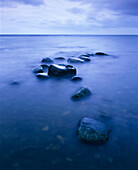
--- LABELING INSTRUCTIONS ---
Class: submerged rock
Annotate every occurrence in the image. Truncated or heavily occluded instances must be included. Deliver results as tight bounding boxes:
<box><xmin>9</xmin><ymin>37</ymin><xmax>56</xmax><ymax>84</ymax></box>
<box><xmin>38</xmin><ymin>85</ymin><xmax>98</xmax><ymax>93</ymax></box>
<box><xmin>67</xmin><ymin>57</ymin><xmax>84</xmax><ymax>63</ymax></box>
<box><xmin>79</xmin><ymin>56</ymin><xmax>91</xmax><ymax>62</ymax></box>
<box><xmin>71</xmin><ymin>76</ymin><xmax>82</xmax><ymax>81</ymax></box>
<box><xmin>48</xmin><ymin>64</ymin><xmax>76</xmax><ymax>77</ymax></box>
<box><xmin>54</xmin><ymin>57</ymin><xmax>65</xmax><ymax>60</ymax></box>
<box><xmin>33</xmin><ymin>66</ymin><xmax>43</xmax><ymax>73</ymax></box>
<box><xmin>10</xmin><ymin>81</ymin><xmax>20</xmax><ymax>85</ymax></box>
<box><xmin>71</xmin><ymin>87</ymin><xmax>91</xmax><ymax>100</ymax></box>
<box><xmin>36</xmin><ymin>73</ymin><xmax>50</xmax><ymax>79</ymax></box>
<box><xmin>77</xmin><ymin>117</ymin><xmax>110</xmax><ymax>143</ymax></box>
<box><xmin>95</xmin><ymin>52</ymin><xmax>108</xmax><ymax>56</ymax></box>
<box><xmin>41</xmin><ymin>58</ymin><xmax>53</xmax><ymax>63</ymax></box>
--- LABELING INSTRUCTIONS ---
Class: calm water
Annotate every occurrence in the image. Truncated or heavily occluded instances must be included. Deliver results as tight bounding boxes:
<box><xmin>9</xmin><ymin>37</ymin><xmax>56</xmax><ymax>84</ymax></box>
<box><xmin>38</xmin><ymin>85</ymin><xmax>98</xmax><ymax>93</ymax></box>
<box><xmin>0</xmin><ymin>35</ymin><xmax>138</xmax><ymax>170</ymax></box>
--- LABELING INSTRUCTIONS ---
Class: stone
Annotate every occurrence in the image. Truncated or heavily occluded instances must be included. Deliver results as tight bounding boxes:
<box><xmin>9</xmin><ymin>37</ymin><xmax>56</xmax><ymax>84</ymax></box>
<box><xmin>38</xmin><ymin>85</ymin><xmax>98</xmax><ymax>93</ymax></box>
<box><xmin>33</xmin><ymin>66</ymin><xmax>43</xmax><ymax>73</ymax></box>
<box><xmin>77</xmin><ymin>117</ymin><xmax>110</xmax><ymax>143</ymax></box>
<box><xmin>79</xmin><ymin>56</ymin><xmax>91</xmax><ymax>62</ymax></box>
<box><xmin>95</xmin><ymin>52</ymin><xmax>108</xmax><ymax>56</ymax></box>
<box><xmin>48</xmin><ymin>64</ymin><xmax>76</xmax><ymax>77</ymax></box>
<box><xmin>67</xmin><ymin>57</ymin><xmax>84</xmax><ymax>63</ymax></box>
<box><xmin>54</xmin><ymin>57</ymin><xmax>65</xmax><ymax>60</ymax></box>
<box><xmin>71</xmin><ymin>76</ymin><xmax>82</xmax><ymax>81</ymax></box>
<box><xmin>41</xmin><ymin>58</ymin><xmax>53</xmax><ymax>63</ymax></box>
<box><xmin>10</xmin><ymin>81</ymin><xmax>20</xmax><ymax>85</ymax></box>
<box><xmin>41</xmin><ymin>64</ymin><xmax>49</xmax><ymax>68</ymax></box>
<box><xmin>36</xmin><ymin>73</ymin><xmax>50</xmax><ymax>79</ymax></box>
<box><xmin>71</xmin><ymin>87</ymin><xmax>91</xmax><ymax>100</ymax></box>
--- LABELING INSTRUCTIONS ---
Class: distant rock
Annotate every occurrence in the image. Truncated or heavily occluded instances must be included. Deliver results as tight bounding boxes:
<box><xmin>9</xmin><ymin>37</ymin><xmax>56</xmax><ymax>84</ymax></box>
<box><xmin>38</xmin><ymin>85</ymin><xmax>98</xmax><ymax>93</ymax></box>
<box><xmin>33</xmin><ymin>66</ymin><xmax>43</xmax><ymax>73</ymax></box>
<box><xmin>77</xmin><ymin>117</ymin><xmax>110</xmax><ymax>143</ymax></box>
<box><xmin>54</xmin><ymin>57</ymin><xmax>65</xmax><ymax>60</ymax></box>
<box><xmin>10</xmin><ymin>81</ymin><xmax>20</xmax><ymax>85</ymax></box>
<box><xmin>71</xmin><ymin>76</ymin><xmax>82</xmax><ymax>81</ymax></box>
<box><xmin>95</xmin><ymin>52</ymin><xmax>108</xmax><ymax>56</ymax></box>
<box><xmin>48</xmin><ymin>64</ymin><xmax>76</xmax><ymax>77</ymax></box>
<box><xmin>41</xmin><ymin>58</ymin><xmax>53</xmax><ymax>63</ymax></box>
<box><xmin>79</xmin><ymin>56</ymin><xmax>91</xmax><ymax>62</ymax></box>
<box><xmin>36</xmin><ymin>73</ymin><xmax>50</xmax><ymax>79</ymax></box>
<box><xmin>71</xmin><ymin>87</ymin><xmax>91</xmax><ymax>100</ymax></box>
<box><xmin>41</xmin><ymin>64</ymin><xmax>49</xmax><ymax>68</ymax></box>
<box><xmin>67</xmin><ymin>57</ymin><xmax>84</xmax><ymax>63</ymax></box>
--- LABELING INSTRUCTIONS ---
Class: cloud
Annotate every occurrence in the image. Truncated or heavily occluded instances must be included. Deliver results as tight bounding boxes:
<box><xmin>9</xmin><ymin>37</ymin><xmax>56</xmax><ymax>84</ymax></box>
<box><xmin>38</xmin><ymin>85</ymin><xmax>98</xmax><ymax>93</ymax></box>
<box><xmin>0</xmin><ymin>0</ymin><xmax>138</xmax><ymax>34</ymax></box>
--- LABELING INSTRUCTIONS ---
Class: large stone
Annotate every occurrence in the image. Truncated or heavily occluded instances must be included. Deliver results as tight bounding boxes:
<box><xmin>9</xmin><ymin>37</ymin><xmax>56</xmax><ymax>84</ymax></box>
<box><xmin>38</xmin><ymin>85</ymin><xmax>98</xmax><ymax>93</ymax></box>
<box><xmin>71</xmin><ymin>87</ymin><xmax>91</xmax><ymax>100</ymax></box>
<box><xmin>71</xmin><ymin>76</ymin><xmax>82</xmax><ymax>81</ymax></box>
<box><xmin>95</xmin><ymin>52</ymin><xmax>108</xmax><ymax>56</ymax></box>
<box><xmin>77</xmin><ymin>117</ymin><xmax>110</xmax><ymax>143</ymax></box>
<box><xmin>48</xmin><ymin>64</ymin><xmax>76</xmax><ymax>77</ymax></box>
<box><xmin>36</xmin><ymin>73</ymin><xmax>50</xmax><ymax>79</ymax></box>
<box><xmin>67</xmin><ymin>57</ymin><xmax>84</xmax><ymax>63</ymax></box>
<box><xmin>41</xmin><ymin>58</ymin><xmax>53</xmax><ymax>63</ymax></box>
<box><xmin>33</xmin><ymin>66</ymin><xmax>43</xmax><ymax>73</ymax></box>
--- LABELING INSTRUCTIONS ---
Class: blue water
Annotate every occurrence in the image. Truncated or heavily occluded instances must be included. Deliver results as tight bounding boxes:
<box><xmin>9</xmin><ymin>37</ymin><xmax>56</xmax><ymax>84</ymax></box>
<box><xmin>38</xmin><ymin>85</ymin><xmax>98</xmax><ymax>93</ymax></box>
<box><xmin>0</xmin><ymin>35</ymin><xmax>138</xmax><ymax>170</ymax></box>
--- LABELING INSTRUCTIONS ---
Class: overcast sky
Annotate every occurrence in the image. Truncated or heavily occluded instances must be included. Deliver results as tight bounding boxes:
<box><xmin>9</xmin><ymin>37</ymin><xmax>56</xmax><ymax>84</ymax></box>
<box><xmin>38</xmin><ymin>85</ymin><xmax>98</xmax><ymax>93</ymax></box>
<box><xmin>0</xmin><ymin>0</ymin><xmax>138</xmax><ymax>34</ymax></box>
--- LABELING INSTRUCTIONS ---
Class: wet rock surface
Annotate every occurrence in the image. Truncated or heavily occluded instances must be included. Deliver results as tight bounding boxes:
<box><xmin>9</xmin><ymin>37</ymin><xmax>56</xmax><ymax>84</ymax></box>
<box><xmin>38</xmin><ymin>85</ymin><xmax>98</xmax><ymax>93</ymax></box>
<box><xmin>71</xmin><ymin>87</ymin><xmax>91</xmax><ymax>100</ymax></box>
<box><xmin>79</xmin><ymin>56</ymin><xmax>91</xmax><ymax>62</ymax></box>
<box><xmin>41</xmin><ymin>64</ymin><xmax>49</xmax><ymax>68</ymax></box>
<box><xmin>54</xmin><ymin>57</ymin><xmax>65</xmax><ymax>60</ymax></box>
<box><xmin>33</xmin><ymin>66</ymin><xmax>43</xmax><ymax>73</ymax></box>
<box><xmin>48</xmin><ymin>64</ymin><xmax>76</xmax><ymax>77</ymax></box>
<box><xmin>77</xmin><ymin>117</ymin><xmax>110</xmax><ymax>143</ymax></box>
<box><xmin>41</xmin><ymin>58</ymin><xmax>53</xmax><ymax>63</ymax></box>
<box><xmin>67</xmin><ymin>57</ymin><xmax>85</xmax><ymax>63</ymax></box>
<box><xmin>36</xmin><ymin>73</ymin><xmax>50</xmax><ymax>79</ymax></box>
<box><xmin>71</xmin><ymin>76</ymin><xmax>82</xmax><ymax>81</ymax></box>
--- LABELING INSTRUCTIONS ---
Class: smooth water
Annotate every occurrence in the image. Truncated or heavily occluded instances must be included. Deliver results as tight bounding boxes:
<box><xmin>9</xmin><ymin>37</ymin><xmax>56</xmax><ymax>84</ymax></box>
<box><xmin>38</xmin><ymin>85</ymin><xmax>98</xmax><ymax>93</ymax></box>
<box><xmin>0</xmin><ymin>35</ymin><xmax>138</xmax><ymax>170</ymax></box>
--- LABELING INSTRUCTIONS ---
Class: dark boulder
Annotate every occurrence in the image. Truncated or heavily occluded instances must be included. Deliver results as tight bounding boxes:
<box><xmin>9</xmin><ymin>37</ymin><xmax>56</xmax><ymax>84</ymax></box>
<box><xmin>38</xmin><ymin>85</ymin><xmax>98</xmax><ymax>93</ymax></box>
<box><xmin>67</xmin><ymin>57</ymin><xmax>84</xmax><ymax>63</ymax></box>
<box><xmin>48</xmin><ymin>64</ymin><xmax>76</xmax><ymax>77</ymax></box>
<box><xmin>71</xmin><ymin>87</ymin><xmax>91</xmax><ymax>100</ymax></box>
<box><xmin>95</xmin><ymin>52</ymin><xmax>108</xmax><ymax>56</ymax></box>
<box><xmin>77</xmin><ymin>117</ymin><xmax>110</xmax><ymax>143</ymax></box>
<box><xmin>33</xmin><ymin>66</ymin><xmax>43</xmax><ymax>73</ymax></box>
<box><xmin>41</xmin><ymin>58</ymin><xmax>53</xmax><ymax>63</ymax></box>
<box><xmin>71</xmin><ymin>76</ymin><xmax>82</xmax><ymax>81</ymax></box>
<box><xmin>36</xmin><ymin>73</ymin><xmax>50</xmax><ymax>79</ymax></box>
<box><xmin>54</xmin><ymin>57</ymin><xmax>65</xmax><ymax>60</ymax></box>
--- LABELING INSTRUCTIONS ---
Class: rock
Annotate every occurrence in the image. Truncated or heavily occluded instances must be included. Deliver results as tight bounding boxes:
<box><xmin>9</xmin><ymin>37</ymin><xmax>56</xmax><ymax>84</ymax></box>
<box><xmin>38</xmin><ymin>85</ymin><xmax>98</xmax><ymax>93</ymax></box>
<box><xmin>33</xmin><ymin>66</ymin><xmax>43</xmax><ymax>73</ymax></box>
<box><xmin>71</xmin><ymin>76</ymin><xmax>82</xmax><ymax>81</ymax></box>
<box><xmin>95</xmin><ymin>52</ymin><xmax>108</xmax><ymax>56</ymax></box>
<box><xmin>77</xmin><ymin>117</ymin><xmax>110</xmax><ymax>143</ymax></box>
<box><xmin>67</xmin><ymin>57</ymin><xmax>84</xmax><ymax>63</ymax></box>
<box><xmin>48</xmin><ymin>64</ymin><xmax>76</xmax><ymax>77</ymax></box>
<box><xmin>10</xmin><ymin>81</ymin><xmax>20</xmax><ymax>85</ymax></box>
<box><xmin>41</xmin><ymin>64</ymin><xmax>49</xmax><ymax>68</ymax></box>
<box><xmin>36</xmin><ymin>73</ymin><xmax>50</xmax><ymax>79</ymax></box>
<box><xmin>71</xmin><ymin>87</ymin><xmax>91</xmax><ymax>100</ymax></box>
<box><xmin>79</xmin><ymin>56</ymin><xmax>91</xmax><ymax>62</ymax></box>
<box><xmin>54</xmin><ymin>57</ymin><xmax>65</xmax><ymax>60</ymax></box>
<box><xmin>41</xmin><ymin>58</ymin><xmax>53</xmax><ymax>63</ymax></box>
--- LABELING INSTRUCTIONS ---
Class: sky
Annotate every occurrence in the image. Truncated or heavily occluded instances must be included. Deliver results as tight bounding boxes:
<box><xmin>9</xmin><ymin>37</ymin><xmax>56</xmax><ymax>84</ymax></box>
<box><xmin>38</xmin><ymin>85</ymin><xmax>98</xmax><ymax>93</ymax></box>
<box><xmin>0</xmin><ymin>0</ymin><xmax>138</xmax><ymax>34</ymax></box>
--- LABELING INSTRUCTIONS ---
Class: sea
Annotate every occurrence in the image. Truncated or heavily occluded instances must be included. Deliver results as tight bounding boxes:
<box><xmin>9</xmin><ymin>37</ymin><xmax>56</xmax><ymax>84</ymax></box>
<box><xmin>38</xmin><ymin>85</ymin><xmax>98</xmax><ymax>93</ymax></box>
<box><xmin>0</xmin><ymin>35</ymin><xmax>138</xmax><ymax>170</ymax></box>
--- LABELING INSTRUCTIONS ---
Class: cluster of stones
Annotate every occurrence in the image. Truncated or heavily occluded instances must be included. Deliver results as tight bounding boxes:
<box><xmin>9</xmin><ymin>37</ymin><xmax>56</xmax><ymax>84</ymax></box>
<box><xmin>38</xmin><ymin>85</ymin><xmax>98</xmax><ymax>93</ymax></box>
<box><xmin>33</xmin><ymin>52</ymin><xmax>110</xmax><ymax>144</ymax></box>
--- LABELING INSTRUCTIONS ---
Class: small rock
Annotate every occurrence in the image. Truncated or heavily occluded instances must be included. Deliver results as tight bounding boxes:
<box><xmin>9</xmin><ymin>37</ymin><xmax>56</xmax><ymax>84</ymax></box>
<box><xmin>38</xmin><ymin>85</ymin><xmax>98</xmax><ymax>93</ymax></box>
<box><xmin>67</xmin><ymin>57</ymin><xmax>84</xmax><ymax>63</ymax></box>
<box><xmin>33</xmin><ymin>66</ymin><xmax>43</xmax><ymax>73</ymax></box>
<box><xmin>95</xmin><ymin>52</ymin><xmax>108</xmax><ymax>56</ymax></box>
<box><xmin>77</xmin><ymin>117</ymin><xmax>110</xmax><ymax>143</ymax></box>
<box><xmin>36</xmin><ymin>73</ymin><xmax>49</xmax><ymax>79</ymax></box>
<box><xmin>71</xmin><ymin>76</ymin><xmax>82</xmax><ymax>81</ymax></box>
<box><xmin>48</xmin><ymin>64</ymin><xmax>76</xmax><ymax>77</ymax></box>
<box><xmin>54</xmin><ymin>57</ymin><xmax>65</xmax><ymax>60</ymax></box>
<box><xmin>79</xmin><ymin>56</ymin><xmax>91</xmax><ymax>62</ymax></box>
<box><xmin>41</xmin><ymin>64</ymin><xmax>49</xmax><ymax>68</ymax></box>
<box><xmin>41</xmin><ymin>57</ymin><xmax>53</xmax><ymax>63</ymax></box>
<box><xmin>71</xmin><ymin>87</ymin><xmax>91</xmax><ymax>100</ymax></box>
<box><xmin>10</xmin><ymin>81</ymin><xmax>20</xmax><ymax>85</ymax></box>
